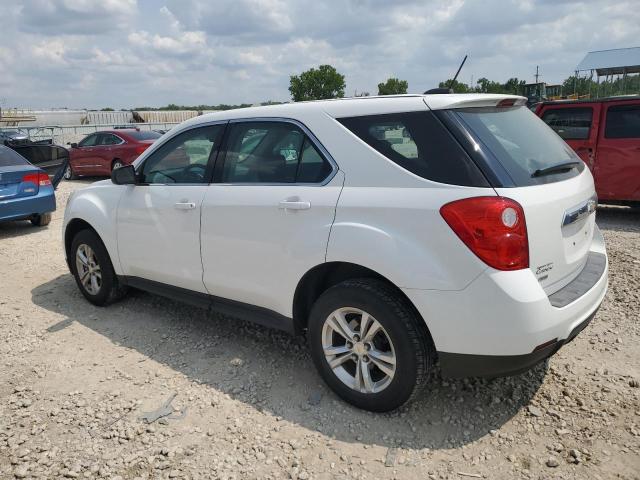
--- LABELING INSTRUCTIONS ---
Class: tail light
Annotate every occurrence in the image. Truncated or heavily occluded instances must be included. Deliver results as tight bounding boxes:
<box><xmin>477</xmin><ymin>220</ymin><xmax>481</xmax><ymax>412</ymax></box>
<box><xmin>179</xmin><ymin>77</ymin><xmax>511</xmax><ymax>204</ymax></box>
<box><xmin>134</xmin><ymin>144</ymin><xmax>150</xmax><ymax>155</ymax></box>
<box><xmin>22</xmin><ymin>172</ymin><xmax>52</xmax><ymax>186</ymax></box>
<box><xmin>440</xmin><ymin>196</ymin><xmax>529</xmax><ymax>271</ymax></box>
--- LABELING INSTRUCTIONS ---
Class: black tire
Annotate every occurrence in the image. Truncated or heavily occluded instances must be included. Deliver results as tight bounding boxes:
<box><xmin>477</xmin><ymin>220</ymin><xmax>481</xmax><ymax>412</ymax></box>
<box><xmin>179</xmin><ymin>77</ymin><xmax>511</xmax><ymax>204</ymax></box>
<box><xmin>70</xmin><ymin>229</ymin><xmax>127</xmax><ymax>306</ymax></box>
<box><xmin>63</xmin><ymin>164</ymin><xmax>75</xmax><ymax>180</ymax></box>
<box><xmin>31</xmin><ymin>213</ymin><xmax>52</xmax><ymax>227</ymax></box>
<box><xmin>308</xmin><ymin>278</ymin><xmax>433</xmax><ymax>412</ymax></box>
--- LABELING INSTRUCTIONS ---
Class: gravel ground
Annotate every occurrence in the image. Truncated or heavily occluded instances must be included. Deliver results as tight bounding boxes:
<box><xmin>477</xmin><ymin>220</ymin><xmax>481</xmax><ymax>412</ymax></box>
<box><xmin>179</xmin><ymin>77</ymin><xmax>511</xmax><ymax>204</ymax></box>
<box><xmin>1</xmin><ymin>180</ymin><xmax>639</xmax><ymax>480</ymax></box>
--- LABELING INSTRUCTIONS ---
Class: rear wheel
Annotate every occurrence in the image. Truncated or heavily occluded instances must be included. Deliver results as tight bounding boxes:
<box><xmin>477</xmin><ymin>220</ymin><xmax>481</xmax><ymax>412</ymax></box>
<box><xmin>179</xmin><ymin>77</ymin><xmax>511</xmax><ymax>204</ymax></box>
<box><xmin>70</xmin><ymin>229</ymin><xmax>127</xmax><ymax>306</ymax></box>
<box><xmin>63</xmin><ymin>164</ymin><xmax>75</xmax><ymax>180</ymax></box>
<box><xmin>31</xmin><ymin>213</ymin><xmax>51</xmax><ymax>227</ymax></box>
<box><xmin>308</xmin><ymin>279</ymin><xmax>433</xmax><ymax>412</ymax></box>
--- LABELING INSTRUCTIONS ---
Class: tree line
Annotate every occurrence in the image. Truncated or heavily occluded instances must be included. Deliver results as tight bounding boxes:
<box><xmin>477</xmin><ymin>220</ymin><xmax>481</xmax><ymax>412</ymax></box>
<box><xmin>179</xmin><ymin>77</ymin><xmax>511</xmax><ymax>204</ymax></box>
<box><xmin>102</xmin><ymin>65</ymin><xmax>639</xmax><ymax>111</ymax></box>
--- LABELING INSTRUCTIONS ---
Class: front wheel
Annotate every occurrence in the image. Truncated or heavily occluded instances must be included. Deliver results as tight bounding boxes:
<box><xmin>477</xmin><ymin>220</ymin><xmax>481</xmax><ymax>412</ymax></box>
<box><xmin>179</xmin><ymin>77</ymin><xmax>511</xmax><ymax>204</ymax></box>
<box><xmin>308</xmin><ymin>279</ymin><xmax>433</xmax><ymax>412</ymax></box>
<box><xmin>63</xmin><ymin>164</ymin><xmax>75</xmax><ymax>180</ymax></box>
<box><xmin>70</xmin><ymin>229</ymin><xmax>127</xmax><ymax>306</ymax></box>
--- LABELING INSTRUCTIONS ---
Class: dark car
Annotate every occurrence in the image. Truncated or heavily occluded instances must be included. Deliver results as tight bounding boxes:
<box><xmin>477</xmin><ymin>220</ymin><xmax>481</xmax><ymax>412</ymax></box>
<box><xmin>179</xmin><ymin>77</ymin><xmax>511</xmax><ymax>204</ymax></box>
<box><xmin>0</xmin><ymin>129</ymin><xmax>30</xmax><ymax>146</ymax></box>
<box><xmin>536</xmin><ymin>96</ymin><xmax>640</xmax><ymax>205</ymax></box>
<box><xmin>65</xmin><ymin>129</ymin><xmax>161</xmax><ymax>179</ymax></box>
<box><xmin>0</xmin><ymin>144</ymin><xmax>67</xmax><ymax>226</ymax></box>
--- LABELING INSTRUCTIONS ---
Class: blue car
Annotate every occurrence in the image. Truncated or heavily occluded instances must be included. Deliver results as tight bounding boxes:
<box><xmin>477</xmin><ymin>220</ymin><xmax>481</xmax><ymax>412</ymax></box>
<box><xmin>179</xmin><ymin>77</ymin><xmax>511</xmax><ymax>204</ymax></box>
<box><xmin>0</xmin><ymin>144</ymin><xmax>67</xmax><ymax>226</ymax></box>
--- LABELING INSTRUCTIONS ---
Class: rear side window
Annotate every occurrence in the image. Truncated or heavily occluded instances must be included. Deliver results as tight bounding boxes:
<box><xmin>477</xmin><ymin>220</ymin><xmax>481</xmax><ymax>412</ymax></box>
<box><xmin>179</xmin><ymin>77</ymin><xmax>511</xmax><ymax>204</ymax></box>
<box><xmin>220</xmin><ymin>122</ymin><xmax>333</xmax><ymax>184</ymax></box>
<box><xmin>541</xmin><ymin>107</ymin><xmax>592</xmax><ymax>140</ymax></box>
<box><xmin>605</xmin><ymin>105</ymin><xmax>640</xmax><ymax>138</ymax></box>
<box><xmin>338</xmin><ymin>111</ymin><xmax>488</xmax><ymax>186</ymax></box>
<box><xmin>127</xmin><ymin>130</ymin><xmax>162</xmax><ymax>141</ymax></box>
<box><xmin>0</xmin><ymin>146</ymin><xmax>30</xmax><ymax>167</ymax></box>
<box><xmin>455</xmin><ymin>106</ymin><xmax>584</xmax><ymax>186</ymax></box>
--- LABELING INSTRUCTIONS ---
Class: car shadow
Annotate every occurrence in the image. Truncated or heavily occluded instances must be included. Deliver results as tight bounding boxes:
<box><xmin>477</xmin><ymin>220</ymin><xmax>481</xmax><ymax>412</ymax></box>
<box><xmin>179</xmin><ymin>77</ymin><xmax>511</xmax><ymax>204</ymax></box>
<box><xmin>0</xmin><ymin>219</ymin><xmax>45</xmax><ymax>240</ymax></box>
<box><xmin>596</xmin><ymin>205</ymin><xmax>640</xmax><ymax>233</ymax></box>
<box><xmin>32</xmin><ymin>274</ymin><xmax>546</xmax><ymax>450</ymax></box>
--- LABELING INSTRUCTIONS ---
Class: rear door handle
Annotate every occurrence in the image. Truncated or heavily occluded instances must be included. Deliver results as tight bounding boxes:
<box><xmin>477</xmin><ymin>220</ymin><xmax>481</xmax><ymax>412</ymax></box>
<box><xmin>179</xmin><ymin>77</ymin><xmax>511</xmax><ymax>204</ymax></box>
<box><xmin>279</xmin><ymin>200</ymin><xmax>311</xmax><ymax>211</ymax></box>
<box><xmin>174</xmin><ymin>201</ymin><xmax>196</xmax><ymax>210</ymax></box>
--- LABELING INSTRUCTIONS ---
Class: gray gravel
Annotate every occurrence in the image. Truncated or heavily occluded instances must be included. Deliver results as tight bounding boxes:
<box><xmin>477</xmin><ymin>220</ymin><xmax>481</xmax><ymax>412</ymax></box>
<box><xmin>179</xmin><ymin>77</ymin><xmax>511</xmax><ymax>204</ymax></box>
<box><xmin>1</xmin><ymin>180</ymin><xmax>639</xmax><ymax>479</ymax></box>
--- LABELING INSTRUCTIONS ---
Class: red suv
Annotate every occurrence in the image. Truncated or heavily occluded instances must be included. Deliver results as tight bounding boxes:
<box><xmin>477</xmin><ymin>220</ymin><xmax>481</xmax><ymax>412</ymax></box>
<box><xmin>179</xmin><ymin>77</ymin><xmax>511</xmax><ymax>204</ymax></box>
<box><xmin>65</xmin><ymin>129</ymin><xmax>161</xmax><ymax>180</ymax></box>
<box><xmin>536</xmin><ymin>97</ymin><xmax>640</xmax><ymax>205</ymax></box>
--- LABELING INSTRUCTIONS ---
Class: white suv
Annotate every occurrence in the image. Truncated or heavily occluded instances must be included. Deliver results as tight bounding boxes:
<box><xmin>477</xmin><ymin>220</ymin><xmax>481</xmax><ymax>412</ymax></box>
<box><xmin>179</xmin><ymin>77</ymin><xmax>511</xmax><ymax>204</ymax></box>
<box><xmin>63</xmin><ymin>94</ymin><xmax>608</xmax><ymax>411</ymax></box>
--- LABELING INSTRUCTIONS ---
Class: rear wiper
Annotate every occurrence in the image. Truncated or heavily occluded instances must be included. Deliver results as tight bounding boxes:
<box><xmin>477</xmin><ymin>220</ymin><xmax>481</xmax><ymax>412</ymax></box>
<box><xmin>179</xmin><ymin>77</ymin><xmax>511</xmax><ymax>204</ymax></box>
<box><xmin>531</xmin><ymin>161</ymin><xmax>581</xmax><ymax>178</ymax></box>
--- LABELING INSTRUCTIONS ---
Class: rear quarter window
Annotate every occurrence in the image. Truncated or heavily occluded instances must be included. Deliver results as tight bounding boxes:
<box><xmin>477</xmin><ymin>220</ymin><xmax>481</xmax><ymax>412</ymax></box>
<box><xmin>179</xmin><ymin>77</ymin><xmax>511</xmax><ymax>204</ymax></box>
<box><xmin>337</xmin><ymin>111</ymin><xmax>489</xmax><ymax>187</ymax></box>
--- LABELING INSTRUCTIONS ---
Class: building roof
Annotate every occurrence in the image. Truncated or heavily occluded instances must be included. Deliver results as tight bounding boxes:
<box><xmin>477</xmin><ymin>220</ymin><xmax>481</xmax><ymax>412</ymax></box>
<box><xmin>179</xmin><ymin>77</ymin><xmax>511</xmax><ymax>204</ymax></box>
<box><xmin>576</xmin><ymin>47</ymin><xmax>640</xmax><ymax>75</ymax></box>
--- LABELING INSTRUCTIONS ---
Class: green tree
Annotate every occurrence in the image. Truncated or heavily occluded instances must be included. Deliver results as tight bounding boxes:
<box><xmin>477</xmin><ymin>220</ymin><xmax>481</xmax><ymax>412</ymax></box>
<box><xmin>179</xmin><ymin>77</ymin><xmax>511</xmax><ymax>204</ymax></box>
<box><xmin>377</xmin><ymin>78</ymin><xmax>408</xmax><ymax>95</ymax></box>
<box><xmin>289</xmin><ymin>65</ymin><xmax>346</xmax><ymax>101</ymax></box>
<box><xmin>503</xmin><ymin>77</ymin><xmax>526</xmax><ymax>95</ymax></box>
<box><xmin>438</xmin><ymin>79</ymin><xmax>472</xmax><ymax>93</ymax></box>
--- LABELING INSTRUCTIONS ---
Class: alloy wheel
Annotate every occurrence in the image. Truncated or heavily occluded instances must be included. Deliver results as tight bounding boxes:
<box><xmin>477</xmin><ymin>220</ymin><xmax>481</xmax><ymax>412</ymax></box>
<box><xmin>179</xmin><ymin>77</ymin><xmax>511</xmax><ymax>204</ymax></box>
<box><xmin>64</xmin><ymin>165</ymin><xmax>72</xmax><ymax>180</ymax></box>
<box><xmin>75</xmin><ymin>244</ymin><xmax>102</xmax><ymax>295</ymax></box>
<box><xmin>321</xmin><ymin>307</ymin><xmax>396</xmax><ymax>394</ymax></box>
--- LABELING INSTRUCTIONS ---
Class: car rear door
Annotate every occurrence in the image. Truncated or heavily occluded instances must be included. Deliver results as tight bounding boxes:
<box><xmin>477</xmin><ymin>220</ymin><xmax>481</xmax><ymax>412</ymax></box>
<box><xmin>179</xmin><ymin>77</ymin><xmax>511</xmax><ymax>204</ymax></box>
<box><xmin>200</xmin><ymin>119</ymin><xmax>343</xmax><ymax>317</ymax></box>
<box><xmin>592</xmin><ymin>101</ymin><xmax>640</xmax><ymax>202</ymax></box>
<box><xmin>96</xmin><ymin>133</ymin><xmax>123</xmax><ymax>175</ymax></box>
<box><xmin>116</xmin><ymin>123</ymin><xmax>225</xmax><ymax>293</ymax></box>
<box><xmin>539</xmin><ymin>103</ymin><xmax>601</xmax><ymax>171</ymax></box>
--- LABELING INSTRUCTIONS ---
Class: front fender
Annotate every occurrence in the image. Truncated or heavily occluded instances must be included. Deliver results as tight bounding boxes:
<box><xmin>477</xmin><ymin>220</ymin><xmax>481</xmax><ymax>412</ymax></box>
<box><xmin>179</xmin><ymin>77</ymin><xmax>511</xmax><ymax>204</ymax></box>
<box><xmin>63</xmin><ymin>182</ymin><xmax>124</xmax><ymax>274</ymax></box>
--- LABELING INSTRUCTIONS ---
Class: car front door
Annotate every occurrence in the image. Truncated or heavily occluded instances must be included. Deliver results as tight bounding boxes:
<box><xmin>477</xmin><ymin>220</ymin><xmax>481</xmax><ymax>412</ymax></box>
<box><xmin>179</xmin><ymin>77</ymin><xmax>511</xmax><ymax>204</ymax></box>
<box><xmin>540</xmin><ymin>105</ymin><xmax>600</xmax><ymax>171</ymax></box>
<box><xmin>594</xmin><ymin>102</ymin><xmax>640</xmax><ymax>202</ymax></box>
<box><xmin>116</xmin><ymin>123</ymin><xmax>226</xmax><ymax>292</ymax></box>
<box><xmin>200</xmin><ymin>119</ymin><xmax>343</xmax><ymax>317</ymax></box>
<box><xmin>72</xmin><ymin>133</ymin><xmax>101</xmax><ymax>175</ymax></box>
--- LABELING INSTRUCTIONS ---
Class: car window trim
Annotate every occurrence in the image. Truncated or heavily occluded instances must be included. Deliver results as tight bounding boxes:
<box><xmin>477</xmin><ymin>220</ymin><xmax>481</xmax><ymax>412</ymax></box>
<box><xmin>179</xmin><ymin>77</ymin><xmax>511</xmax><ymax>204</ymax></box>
<box><xmin>135</xmin><ymin>121</ymin><xmax>228</xmax><ymax>186</ymax></box>
<box><xmin>212</xmin><ymin>117</ymin><xmax>338</xmax><ymax>187</ymax></box>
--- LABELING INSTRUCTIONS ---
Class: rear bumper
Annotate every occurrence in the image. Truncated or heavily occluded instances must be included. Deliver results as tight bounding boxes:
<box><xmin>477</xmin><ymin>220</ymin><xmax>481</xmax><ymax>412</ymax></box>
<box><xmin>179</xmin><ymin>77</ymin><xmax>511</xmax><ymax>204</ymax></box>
<box><xmin>403</xmin><ymin>224</ymin><xmax>608</xmax><ymax>376</ymax></box>
<box><xmin>0</xmin><ymin>188</ymin><xmax>56</xmax><ymax>222</ymax></box>
<box><xmin>438</xmin><ymin>306</ymin><xmax>598</xmax><ymax>378</ymax></box>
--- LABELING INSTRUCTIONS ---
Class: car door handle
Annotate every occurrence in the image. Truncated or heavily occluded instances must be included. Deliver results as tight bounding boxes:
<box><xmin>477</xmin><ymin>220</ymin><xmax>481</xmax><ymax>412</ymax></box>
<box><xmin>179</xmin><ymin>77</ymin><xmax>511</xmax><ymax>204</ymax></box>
<box><xmin>174</xmin><ymin>201</ymin><xmax>196</xmax><ymax>210</ymax></box>
<box><xmin>279</xmin><ymin>200</ymin><xmax>311</xmax><ymax>210</ymax></box>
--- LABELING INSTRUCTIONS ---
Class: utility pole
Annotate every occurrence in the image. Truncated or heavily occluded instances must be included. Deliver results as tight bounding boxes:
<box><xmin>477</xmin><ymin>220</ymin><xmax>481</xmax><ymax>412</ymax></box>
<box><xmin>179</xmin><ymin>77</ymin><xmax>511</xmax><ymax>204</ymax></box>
<box><xmin>535</xmin><ymin>66</ymin><xmax>539</xmax><ymax>84</ymax></box>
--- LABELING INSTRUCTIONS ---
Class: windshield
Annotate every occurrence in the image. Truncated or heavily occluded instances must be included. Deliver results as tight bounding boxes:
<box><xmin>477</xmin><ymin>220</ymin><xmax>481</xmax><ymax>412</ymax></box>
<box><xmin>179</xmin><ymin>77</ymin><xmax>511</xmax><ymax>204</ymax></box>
<box><xmin>127</xmin><ymin>130</ymin><xmax>162</xmax><ymax>140</ymax></box>
<box><xmin>455</xmin><ymin>106</ymin><xmax>584</xmax><ymax>185</ymax></box>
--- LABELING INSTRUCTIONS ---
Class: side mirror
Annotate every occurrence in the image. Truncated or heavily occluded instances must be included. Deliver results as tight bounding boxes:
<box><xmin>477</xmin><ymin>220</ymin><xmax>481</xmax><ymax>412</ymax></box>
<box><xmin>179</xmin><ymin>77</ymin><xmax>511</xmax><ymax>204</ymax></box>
<box><xmin>70</xmin><ymin>143</ymin><xmax>78</xmax><ymax>148</ymax></box>
<box><xmin>111</xmin><ymin>164</ymin><xmax>136</xmax><ymax>185</ymax></box>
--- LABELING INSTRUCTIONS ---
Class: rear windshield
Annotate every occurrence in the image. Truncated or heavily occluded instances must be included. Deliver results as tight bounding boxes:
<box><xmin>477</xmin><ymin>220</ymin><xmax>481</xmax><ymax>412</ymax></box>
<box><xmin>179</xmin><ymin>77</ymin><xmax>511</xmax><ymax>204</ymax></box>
<box><xmin>127</xmin><ymin>130</ymin><xmax>162</xmax><ymax>140</ymax></box>
<box><xmin>338</xmin><ymin>111</ymin><xmax>489</xmax><ymax>187</ymax></box>
<box><xmin>0</xmin><ymin>146</ymin><xmax>30</xmax><ymax>167</ymax></box>
<box><xmin>455</xmin><ymin>106</ymin><xmax>584</xmax><ymax>186</ymax></box>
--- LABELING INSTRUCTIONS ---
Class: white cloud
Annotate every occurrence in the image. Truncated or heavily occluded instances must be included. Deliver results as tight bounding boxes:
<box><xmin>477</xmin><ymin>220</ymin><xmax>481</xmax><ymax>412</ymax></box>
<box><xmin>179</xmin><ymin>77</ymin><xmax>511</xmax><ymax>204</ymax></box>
<box><xmin>0</xmin><ymin>0</ymin><xmax>638</xmax><ymax>108</ymax></box>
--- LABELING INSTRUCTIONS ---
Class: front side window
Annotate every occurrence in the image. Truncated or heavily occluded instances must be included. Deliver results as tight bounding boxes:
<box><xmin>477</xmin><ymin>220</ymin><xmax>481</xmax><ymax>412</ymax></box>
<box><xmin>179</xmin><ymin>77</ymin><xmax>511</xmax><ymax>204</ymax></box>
<box><xmin>221</xmin><ymin>121</ymin><xmax>332</xmax><ymax>184</ymax></box>
<box><xmin>79</xmin><ymin>134</ymin><xmax>98</xmax><ymax>147</ymax></box>
<box><xmin>99</xmin><ymin>134</ymin><xmax>122</xmax><ymax>145</ymax></box>
<box><xmin>140</xmin><ymin>125</ymin><xmax>224</xmax><ymax>184</ymax></box>
<box><xmin>605</xmin><ymin>104</ymin><xmax>640</xmax><ymax>138</ymax></box>
<box><xmin>541</xmin><ymin>107</ymin><xmax>593</xmax><ymax>140</ymax></box>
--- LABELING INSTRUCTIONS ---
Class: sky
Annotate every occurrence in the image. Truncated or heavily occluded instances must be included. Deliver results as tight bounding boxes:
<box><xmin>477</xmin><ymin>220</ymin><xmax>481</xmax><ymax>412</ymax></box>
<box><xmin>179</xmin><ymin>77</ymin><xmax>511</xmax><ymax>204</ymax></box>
<box><xmin>0</xmin><ymin>0</ymin><xmax>638</xmax><ymax>109</ymax></box>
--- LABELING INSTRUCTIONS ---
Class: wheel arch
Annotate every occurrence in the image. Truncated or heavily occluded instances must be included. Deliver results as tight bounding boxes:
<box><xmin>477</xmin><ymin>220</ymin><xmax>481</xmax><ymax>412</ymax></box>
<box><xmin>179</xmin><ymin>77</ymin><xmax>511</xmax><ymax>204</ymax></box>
<box><xmin>64</xmin><ymin>218</ymin><xmax>99</xmax><ymax>269</ymax></box>
<box><xmin>293</xmin><ymin>261</ymin><xmax>435</xmax><ymax>348</ymax></box>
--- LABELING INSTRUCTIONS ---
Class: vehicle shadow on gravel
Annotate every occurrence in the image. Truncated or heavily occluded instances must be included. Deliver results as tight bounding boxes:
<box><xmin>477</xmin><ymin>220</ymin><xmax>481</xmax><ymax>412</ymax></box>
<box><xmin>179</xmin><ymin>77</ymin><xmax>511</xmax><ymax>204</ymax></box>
<box><xmin>32</xmin><ymin>274</ymin><xmax>546</xmax><ymax>450</ymax></box>
<box><xmin>0</xmin><ymin>220</ymin><xmax>46</xmax><ymax>240</ymax></box>
<box><xmin>596</xmin><ymin>206</ymin><xmax>640</xmax><ymax>233</ymax></box>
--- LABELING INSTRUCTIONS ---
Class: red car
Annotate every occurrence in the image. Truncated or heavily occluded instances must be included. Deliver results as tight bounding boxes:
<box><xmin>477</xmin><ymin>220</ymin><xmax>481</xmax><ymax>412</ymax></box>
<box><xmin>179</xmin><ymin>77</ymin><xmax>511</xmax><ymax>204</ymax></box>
<box><xmin>536</xmin><ymin>96</ymin><xmax>640</xmax><ymax>206</ymax></box>
<box><xmin>64</xmin><ymin>129</ymin><xmax>161</xmax><ymax>179</ymax></box>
